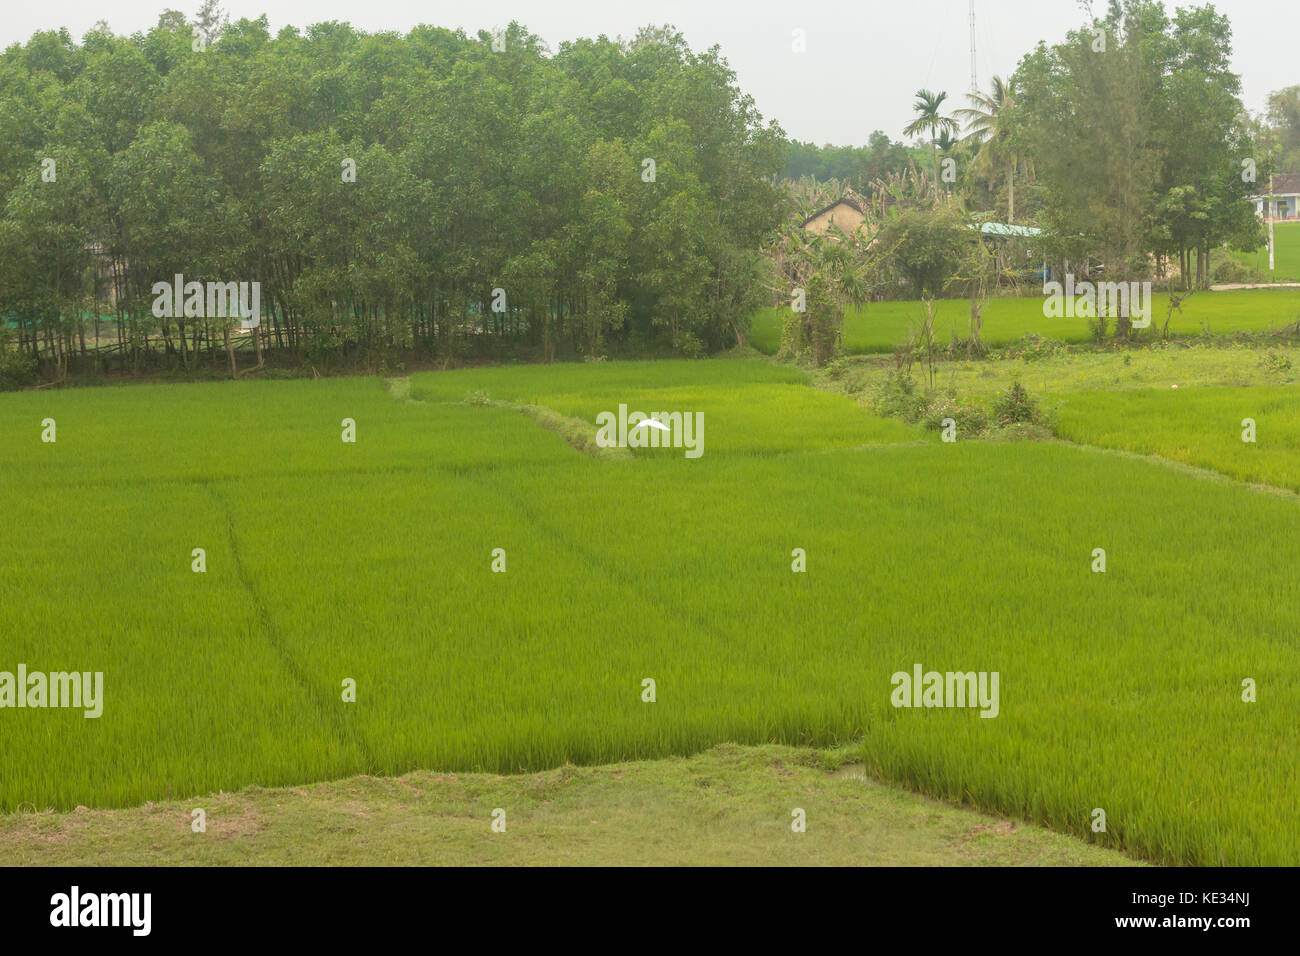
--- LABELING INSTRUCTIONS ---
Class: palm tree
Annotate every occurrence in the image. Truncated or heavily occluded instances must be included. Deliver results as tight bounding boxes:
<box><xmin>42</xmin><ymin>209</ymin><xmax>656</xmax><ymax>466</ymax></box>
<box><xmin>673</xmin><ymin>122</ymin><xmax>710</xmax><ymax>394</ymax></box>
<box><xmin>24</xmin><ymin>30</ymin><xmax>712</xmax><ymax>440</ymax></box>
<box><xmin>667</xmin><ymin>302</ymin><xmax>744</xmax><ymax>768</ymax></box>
<box><xmin>954</xmin><ymin>76</ymin><xmax>1021</xmax><ymax>222</ymax></box>
<box><xmin>902</xmin><ymin>89</ymin><xmax>958</xmax><ymax>194</ymax></box>
<box><xmin>935</xmin><ymin>129</ymin><xmax>962</xmax><ymax>162</ymax></box>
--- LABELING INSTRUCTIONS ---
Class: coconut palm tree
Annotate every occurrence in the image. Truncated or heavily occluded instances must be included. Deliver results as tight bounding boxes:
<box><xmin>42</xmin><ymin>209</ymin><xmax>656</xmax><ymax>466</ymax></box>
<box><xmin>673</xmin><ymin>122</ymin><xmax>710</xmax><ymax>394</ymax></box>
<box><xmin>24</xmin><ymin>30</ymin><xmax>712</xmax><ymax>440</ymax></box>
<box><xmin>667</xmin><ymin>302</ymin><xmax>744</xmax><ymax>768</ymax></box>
<box><xmin>954</xmin><ymin>75</ymin><xmax>1022</xmax><ymax>222</ymax></box>
<box><xmin>902</xmin><ymin>89</ymin><xmax>958</xmax><ymax>194</ymax></box>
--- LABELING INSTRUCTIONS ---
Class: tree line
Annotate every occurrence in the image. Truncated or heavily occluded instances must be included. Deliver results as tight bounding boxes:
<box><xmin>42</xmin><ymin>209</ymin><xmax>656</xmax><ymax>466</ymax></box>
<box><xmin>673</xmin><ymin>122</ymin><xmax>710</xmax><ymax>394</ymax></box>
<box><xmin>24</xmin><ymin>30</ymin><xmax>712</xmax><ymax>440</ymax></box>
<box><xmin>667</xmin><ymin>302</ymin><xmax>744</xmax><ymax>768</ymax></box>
<box><xmin>780</xmin><ymin>132</ymin><xmax>920</xmax><ymax>189</ymax></box>
<box><xmin>0</xmin><ymin>13</ymin><xmax>785</xmax><ymax>383</ymax></box>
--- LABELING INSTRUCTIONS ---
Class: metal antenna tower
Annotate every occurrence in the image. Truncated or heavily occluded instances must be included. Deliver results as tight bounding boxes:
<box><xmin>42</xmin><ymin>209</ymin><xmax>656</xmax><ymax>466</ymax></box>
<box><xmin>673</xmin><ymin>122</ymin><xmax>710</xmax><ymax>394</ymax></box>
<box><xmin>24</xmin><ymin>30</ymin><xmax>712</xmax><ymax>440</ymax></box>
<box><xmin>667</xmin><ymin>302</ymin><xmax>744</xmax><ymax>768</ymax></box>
<box><xmin>969</xmin><ymin>1</ymin><xmax>978</xmax><ymax>92</ymax></box>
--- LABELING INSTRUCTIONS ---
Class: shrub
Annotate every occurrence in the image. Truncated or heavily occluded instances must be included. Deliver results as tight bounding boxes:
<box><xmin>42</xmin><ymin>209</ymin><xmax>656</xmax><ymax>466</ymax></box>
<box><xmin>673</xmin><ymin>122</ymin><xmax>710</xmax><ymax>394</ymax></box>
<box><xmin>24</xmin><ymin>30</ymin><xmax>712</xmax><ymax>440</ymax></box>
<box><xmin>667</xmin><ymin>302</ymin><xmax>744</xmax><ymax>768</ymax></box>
<box><xmin>1212</xmin><ymin>258</ymin><xmax>1251</xmax><ymax>284</ymax></box>
<box><xmin>676</xmin><ymin>332</ymin><xmax>705</xmax><ymax>359</ymax></box>
<box><xmin>923</xmin><ymin>395</ymin><xmax>990</xmax><ymax>437</ymax></box>
<box><xmin>873</xmin><ymin>370</ymin><xmax>927</xmax><ymax>422</ymax></box>
<box><xmin>1264</xmin><ymin>350</ymin><xmax>1294</xmax><ymax>378</ymax></box>
<box><xmin>0</xmin><ymin>349</ymin><xmax>38</xmax><ymax>391</ymax></box>
<box><xmin>992</xmin><ymin>381</ymin><xmax>1041</xmax><ymax>426</ymax></box>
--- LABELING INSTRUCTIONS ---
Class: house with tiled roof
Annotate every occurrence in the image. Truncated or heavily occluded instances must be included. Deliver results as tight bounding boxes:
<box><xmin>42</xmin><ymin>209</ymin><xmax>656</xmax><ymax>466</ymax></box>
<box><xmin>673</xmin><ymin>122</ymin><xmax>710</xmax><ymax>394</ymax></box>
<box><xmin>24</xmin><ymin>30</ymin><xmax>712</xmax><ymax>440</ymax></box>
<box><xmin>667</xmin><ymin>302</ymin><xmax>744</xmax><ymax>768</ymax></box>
<box><xmin>801</xmin><ymin>196</ymin><xmax>868</xmax><ymax>236</ymax></box>
<box><xmin>1251</xmin><ymin>173</ymin><xmax>1300</xmax><ymax>221</ymax></box>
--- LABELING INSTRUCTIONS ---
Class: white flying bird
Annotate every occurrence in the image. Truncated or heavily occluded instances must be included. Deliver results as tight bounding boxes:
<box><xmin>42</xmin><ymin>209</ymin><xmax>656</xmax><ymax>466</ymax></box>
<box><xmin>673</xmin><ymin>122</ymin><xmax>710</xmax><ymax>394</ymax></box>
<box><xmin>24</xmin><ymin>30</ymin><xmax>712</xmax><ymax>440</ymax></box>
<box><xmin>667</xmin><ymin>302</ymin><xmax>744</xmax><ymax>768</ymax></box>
<box><xmin>633</xmin><ymin>418</ymin><xmax>671</xmax><ymax>432</ymax></box>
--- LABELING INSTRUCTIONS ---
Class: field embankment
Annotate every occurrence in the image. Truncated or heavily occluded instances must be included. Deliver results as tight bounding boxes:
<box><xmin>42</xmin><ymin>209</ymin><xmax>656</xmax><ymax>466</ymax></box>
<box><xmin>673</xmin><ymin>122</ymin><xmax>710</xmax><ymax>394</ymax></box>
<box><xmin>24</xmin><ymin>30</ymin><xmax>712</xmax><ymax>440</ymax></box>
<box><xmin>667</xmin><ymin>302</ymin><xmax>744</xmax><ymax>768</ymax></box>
<box><xmin>0</xmin><ymin>744</ymin><xmax>1139</xmax><ymax>867</ymax></box>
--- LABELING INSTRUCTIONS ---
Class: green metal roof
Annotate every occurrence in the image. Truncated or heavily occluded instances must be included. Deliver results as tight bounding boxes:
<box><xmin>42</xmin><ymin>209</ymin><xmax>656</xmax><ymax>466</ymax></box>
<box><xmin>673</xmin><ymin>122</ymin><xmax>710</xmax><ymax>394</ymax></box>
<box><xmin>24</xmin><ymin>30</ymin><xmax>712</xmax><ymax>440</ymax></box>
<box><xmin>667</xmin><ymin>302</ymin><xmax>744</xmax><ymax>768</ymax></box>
<box><xmin>974</xmin><ymin>222</ymin><xmax>1043</xmax><ymax>237</ymax></box>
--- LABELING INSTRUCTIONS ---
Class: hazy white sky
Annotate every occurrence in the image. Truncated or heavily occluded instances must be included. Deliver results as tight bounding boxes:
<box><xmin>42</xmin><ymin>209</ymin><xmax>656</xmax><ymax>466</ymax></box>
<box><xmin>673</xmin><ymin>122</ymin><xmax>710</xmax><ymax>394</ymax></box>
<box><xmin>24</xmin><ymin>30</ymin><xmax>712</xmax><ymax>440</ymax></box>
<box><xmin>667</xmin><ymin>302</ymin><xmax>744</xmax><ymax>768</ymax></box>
<box><xmin>3</xmin><ymin>1</ymin><xmax>1295</xmax><ymax>145</ymax></box>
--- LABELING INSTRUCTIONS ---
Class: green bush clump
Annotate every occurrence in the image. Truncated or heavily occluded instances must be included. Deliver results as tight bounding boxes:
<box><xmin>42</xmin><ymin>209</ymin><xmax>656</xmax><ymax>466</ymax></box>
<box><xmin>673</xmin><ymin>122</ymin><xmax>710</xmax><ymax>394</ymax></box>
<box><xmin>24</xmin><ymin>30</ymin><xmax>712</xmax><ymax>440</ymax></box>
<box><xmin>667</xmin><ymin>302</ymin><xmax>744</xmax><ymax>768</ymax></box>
<box><xmin>874</xmin><ymin>372</ymin><xmax>992</xmax><ymax>437</ymax></box>
<box><xmin>1212</xmin><ymin>258</ymin><xmax>1252</xmax><ymax>284</ymax></box>
<box><xmin>0</xmin><ymin>349</ymin><xmax>37</xmax><ymax>391</ymax></box>
<box><xmin>922</xmin><ymin>394</ymin><xmax>991</xmax><ymax>437</ymax></box>
<box><xmin>676</xmin><ymin>332</ymin><xmax>705</xmax><ymax>359</ymax></box>
<box><xmin>992</xmin><ymin>381</ymin><xmax>1043</xmax><ymax>426</ymax></box>
<box><xmin>1264</xmin><ymin>350</ymin><xmax>1294</xmax><ymax>378</ymax></box>
<box><xmin>872</xmin><ymin>370</ymin><xmax>928</xmax><ymax>422</ymax></box>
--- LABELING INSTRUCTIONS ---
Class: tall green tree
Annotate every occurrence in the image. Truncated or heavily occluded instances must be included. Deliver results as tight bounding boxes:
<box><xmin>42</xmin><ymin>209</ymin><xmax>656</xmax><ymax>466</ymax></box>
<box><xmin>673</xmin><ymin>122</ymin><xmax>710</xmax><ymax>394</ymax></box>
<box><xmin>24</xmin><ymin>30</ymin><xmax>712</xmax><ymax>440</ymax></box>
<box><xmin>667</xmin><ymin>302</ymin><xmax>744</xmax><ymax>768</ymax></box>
<box><xmin>902</xmin><ymin>89</ymin><xmax>958</xmax><ymax>191</ymax></box>
<box><xmin>954</xmin><ymin>75</ymin><xmax>1024</xmax><ymax>222</ymax></box>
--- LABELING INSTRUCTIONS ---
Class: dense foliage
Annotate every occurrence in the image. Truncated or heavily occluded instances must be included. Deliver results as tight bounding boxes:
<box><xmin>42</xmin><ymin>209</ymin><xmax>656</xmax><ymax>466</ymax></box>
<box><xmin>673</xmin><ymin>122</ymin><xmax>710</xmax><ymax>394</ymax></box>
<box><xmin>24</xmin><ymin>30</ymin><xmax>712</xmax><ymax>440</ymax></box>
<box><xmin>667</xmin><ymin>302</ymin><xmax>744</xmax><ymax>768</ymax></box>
<box><xmin>0</xmin><ymin>16</ymin><xmax>785</xmax><ymax>377</ymax></box>
<box><xmin>780</xmin><ymin>131</ymin><xmax>919</xmax><ymax>188</ymax></box>
<box><xmin>1014</xmin><ymin>0</ymin><xmax>1265</xmax><ymax>295</ymax></box>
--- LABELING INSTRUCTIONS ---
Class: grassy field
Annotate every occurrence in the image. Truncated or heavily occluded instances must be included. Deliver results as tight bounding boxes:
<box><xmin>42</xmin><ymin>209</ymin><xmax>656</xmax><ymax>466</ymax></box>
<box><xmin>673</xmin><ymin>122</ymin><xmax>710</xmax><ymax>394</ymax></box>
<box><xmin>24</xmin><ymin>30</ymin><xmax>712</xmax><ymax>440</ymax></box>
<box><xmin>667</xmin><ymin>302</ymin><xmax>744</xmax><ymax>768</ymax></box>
<box><xmin>1225</xmin><ymin>221</ymin><xmax>1300</xmax><ymax>282</ymax></box>
<box><xmin>840</xmin><ymin>343</ymin><xmax>1300</xmax><ymax>492</ymax></box>
<box><xmin>749</xmin><ymin>287</ymin><xmax>1300</xmax><ymax>355</ymax></box>
<box><xmin>881</xmin><ymin>341</ymin><xmax>1300</xmax><ymax>398</ymax></box>
<box><xmin>2</xmin><ymin>357</ymin><xmax>1299</xmax><ymax>865</ymax></box>
<box><xmin>0</xmin><ymin>744</ymin><xmax>1139</xmax><ymax>866</ymax></box>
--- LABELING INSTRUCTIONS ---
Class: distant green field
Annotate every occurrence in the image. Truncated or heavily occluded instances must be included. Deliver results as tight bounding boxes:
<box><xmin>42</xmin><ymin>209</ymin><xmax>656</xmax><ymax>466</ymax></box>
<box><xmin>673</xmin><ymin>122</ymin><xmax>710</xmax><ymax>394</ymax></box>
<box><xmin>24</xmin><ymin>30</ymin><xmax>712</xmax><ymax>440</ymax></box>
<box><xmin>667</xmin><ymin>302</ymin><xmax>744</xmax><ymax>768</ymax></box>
<box><xmin>3</xmin><ymin>358</ymin><xmax>1299</xmax><ymax>865</ymax></box>
<box><xmin>750</xmin><ymin>288</ymin><xmax>1300</xmax><ymax>355</ymax></box>
<box><xmin>1226</xmin><ymin>221</ymin><xmax>1300</xmax><ymax>281</ymax></box>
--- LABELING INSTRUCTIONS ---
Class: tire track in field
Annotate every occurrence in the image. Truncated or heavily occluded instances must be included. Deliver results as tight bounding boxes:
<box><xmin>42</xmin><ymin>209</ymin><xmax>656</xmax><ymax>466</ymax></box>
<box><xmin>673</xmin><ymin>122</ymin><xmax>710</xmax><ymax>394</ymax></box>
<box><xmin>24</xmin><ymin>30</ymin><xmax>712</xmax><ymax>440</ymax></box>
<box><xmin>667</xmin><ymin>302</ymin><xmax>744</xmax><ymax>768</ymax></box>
<box><xmin>467</xmin><ymin>462</ymin><xmax>742</xmax><ymax>659</ymax></box>
<box><xmin>203</xmin><ymin>482</ymin><xmax>378</xmax><ymax>771</ymax></box>
<box><xmin>469</xmin><ymin>464</ymin><xmax>866</xmax><ymax>754</ymax></box>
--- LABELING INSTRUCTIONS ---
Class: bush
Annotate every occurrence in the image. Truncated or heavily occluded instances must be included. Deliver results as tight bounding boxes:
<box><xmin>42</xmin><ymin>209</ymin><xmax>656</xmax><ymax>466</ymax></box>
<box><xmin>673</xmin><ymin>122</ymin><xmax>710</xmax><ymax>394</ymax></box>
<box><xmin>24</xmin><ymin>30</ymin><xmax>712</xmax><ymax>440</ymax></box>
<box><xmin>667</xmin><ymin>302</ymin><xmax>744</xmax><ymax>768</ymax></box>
<box><xmin>0</xmin><ymin>349</ymin><xmax>38</xmax><ymax>391</ymax></box>
<box><xmin>872</xmin><ymin>370</ymin><xmax>927</xmax><ymax>422</ymax></box>
<box><xmin>1264</xmin><ymin>350</ymin><xmax>1294</xmax><ymax>377</ymax></box>
<box><xmin>872</xmin><ymin>372</ymin><xmax>1039</xmax><ymax>440</ymax></box>
<box><xmin>676</xmin><ymin>332</ymin><xmax>705</xmax><ymax>359</ymax></box>
<box><xmin>1212</xmin><ymin>258</ymin><xmax>1251</xmax><ymax>284</ymax></box>
<box><xmin>923</xmin><ymin>395</ymin><xmax>990</xmax><ymax>438</ymax></box>
<box><xmin>992</xmin><ymin>381</ymin><xmax>1041</xmax><ymax>426</ymax></box>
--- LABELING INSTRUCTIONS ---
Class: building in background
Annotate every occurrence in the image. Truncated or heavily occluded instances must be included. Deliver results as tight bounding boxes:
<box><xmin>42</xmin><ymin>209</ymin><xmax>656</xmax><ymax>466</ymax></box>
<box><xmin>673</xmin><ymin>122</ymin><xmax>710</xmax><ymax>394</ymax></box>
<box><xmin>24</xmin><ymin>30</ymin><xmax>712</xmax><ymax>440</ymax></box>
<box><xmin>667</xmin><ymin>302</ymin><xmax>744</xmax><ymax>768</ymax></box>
<box><xmin>1252</xmin><ymin>174</ymin><xmax>1300</xmax><ymax>221</ymax></box>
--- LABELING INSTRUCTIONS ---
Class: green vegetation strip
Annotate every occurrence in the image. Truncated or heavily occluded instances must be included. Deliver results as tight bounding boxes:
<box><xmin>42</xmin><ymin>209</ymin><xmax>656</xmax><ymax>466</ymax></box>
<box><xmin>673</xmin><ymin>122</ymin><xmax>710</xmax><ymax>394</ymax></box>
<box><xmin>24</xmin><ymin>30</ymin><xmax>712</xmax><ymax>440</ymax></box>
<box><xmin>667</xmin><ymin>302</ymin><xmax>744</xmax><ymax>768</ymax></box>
<box><xmin>750</xmin><ymin>288</ymin><xmax>1300</xmax><ymax>355</ymax></box>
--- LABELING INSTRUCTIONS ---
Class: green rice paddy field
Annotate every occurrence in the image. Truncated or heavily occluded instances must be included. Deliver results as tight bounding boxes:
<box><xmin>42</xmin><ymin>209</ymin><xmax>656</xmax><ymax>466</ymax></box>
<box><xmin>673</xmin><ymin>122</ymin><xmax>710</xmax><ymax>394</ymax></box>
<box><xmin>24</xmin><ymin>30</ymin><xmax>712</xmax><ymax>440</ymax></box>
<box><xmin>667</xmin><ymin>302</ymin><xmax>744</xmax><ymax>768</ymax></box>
<box><xmin>2</xmin><ymin>358</ymin><xmax>1298</xmax><ymax>865</ymax></box>
<box><xmin>1226</xmin><ymin>220</ymin><xmax>1300</xmax><ymax>282</ymax></box>
<box><xmin>750</xmin><ymin>286</ymin><xmax>1300</xmax><ymax>355</ymax></box>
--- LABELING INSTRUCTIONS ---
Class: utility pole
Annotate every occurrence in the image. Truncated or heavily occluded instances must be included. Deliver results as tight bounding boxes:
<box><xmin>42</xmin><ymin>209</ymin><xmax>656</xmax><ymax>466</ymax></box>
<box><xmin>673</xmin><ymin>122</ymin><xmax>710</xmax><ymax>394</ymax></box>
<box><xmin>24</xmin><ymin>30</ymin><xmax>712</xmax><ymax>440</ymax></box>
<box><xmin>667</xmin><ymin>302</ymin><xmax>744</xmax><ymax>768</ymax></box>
<box><xmin>1269</xmin><ymin>174</ymin><xmax>1276</xmax><ymax>273</ymax></box>
<box><xmin>970</xmin><ymin>0</ymin><xmax>978</xmax><ymax>93</ymax></box>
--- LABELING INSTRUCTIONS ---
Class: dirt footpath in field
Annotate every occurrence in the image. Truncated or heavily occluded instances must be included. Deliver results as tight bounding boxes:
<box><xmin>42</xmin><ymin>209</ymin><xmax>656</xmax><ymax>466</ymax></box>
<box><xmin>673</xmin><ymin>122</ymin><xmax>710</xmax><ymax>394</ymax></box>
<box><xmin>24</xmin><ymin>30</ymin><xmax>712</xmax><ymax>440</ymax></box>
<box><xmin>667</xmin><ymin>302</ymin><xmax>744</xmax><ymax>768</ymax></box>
<box><xmin>1210</xmin><ymin>282</ymin><xmax>1300</xmax><ymax>290</ymax></box>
